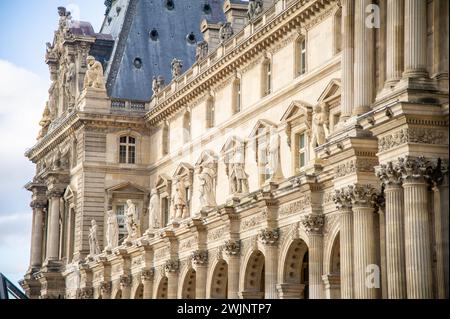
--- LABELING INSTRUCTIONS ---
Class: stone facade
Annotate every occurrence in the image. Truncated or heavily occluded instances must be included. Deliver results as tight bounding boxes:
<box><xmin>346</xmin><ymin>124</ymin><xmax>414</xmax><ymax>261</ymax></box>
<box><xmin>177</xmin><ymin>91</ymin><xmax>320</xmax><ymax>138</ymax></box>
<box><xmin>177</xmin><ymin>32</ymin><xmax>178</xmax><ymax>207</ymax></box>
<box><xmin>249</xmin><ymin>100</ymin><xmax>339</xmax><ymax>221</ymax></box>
<box><xmin>20</xmin><ymin>0</ymin><xmax>449</xmax><ymax>299</ymax></box>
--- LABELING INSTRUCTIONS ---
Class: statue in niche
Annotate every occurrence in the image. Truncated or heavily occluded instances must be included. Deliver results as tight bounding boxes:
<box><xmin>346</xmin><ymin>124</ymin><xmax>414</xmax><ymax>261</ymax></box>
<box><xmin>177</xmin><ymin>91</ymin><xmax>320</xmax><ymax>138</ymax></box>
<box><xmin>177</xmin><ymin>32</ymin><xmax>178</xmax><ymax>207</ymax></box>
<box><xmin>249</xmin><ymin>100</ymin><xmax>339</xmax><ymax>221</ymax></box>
<box><xmin>311</xmin><ymin>104</ymin><xmax>329</xmax><ymax>149</ymax></box>
<box><xmin>197</xmin><ymin>157</ymin><xmax>217</xmax><ymax>209</ymax></box>
<box><xmin>105</xmin><ymin>210</ymin><xmax>119</xmax><ymax>250</ymax></box>
<box><xmin>227</xmin><ymin>150</ymin><xmax>249</xmax><ymax>195</ymax></box>
<box><xmin>37</xmin><ymin>103</ymin><xmax>52</xmax><ymax>140</ymax></box>
<box><xmin>247</xmin><ymin>0</ymin><xmax>264</xmax><ymax>20</ymax></box>
<box><xmin>145</xmin><ymin>189</ymin><xmax>160</xmax><ymax>232</ymax></box>
<box><xmin>84</xmin><ymin>56</ymin><xmax>106</xmax><ymax>90</ymax></box>
<box><xmin>266</xmin><ymin>128</ymin><xmax>283</xmax><ymax>181</ymax></box>
<box><xmin>124</xmin><ymin>199</ymin><xmax>140</xmax><ymax>242</ymax></box>
<box><xmin>219</xmin><ymin>22</ymin><xmax>234</xmax><ymax>43</ymax></box>
<box><xmin>171</xmin><ymin>58</ymin><xmax>183</xmax><ymax>78</ymax></box>
<box><xmin>196</xmin><ymin>41</ymin><xmax>208</xmax><ymax>61</ymax></box>
<box><xmin>48</xmin><ymin>82</ymin><xmax>58</xmax><ymax>120</ymax></box>
<box><xmin>152</xmin><ymin>75</ymin><xmax>165</xmax><ymax>95</ymax></box>
<box><xmin>64</xmin><ymin>55</ymin><xmax>77</xmax><ymax>108</ymax></box>
<box><xmin>171</xmin><ymin>177</ymin><xmax>187</xmax><ymax>220</ymax></box>
<box><xmin>88</xmin><ymin>219</ymin><xmax>101</xmax><ymax>257</ymax></box>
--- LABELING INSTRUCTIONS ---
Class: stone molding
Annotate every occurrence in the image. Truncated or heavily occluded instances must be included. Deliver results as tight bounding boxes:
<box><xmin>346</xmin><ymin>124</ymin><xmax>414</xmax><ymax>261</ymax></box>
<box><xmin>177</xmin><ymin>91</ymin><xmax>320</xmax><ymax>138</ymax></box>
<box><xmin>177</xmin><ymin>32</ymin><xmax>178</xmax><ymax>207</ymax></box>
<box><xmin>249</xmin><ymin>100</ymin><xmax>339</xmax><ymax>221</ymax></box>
<box><xmin>300</xmin><ymin>214</ymin><xmax>324</xmax><ymax>235</ymax></box>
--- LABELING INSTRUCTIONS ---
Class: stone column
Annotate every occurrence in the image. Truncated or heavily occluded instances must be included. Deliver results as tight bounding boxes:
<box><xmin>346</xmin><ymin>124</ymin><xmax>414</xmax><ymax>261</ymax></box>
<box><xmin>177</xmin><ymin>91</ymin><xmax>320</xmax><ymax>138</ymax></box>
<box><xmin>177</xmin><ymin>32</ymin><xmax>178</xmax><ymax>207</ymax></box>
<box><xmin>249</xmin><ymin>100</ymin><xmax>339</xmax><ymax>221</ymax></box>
<box><xmin>259</xmin><ymin>229</ymin><xmax>279</xmax><ymax>299</ymax></box>
<box><xmin>333</xmin><ymin>190</ymin><xmax>353</xmax><ymax>299</ymax></box>
<box><xmin>385</xmin><ymin>0</ymin><xmax>404</xmax><ymax>87</ymax></box>
<box><xmin>142</xmin><ymin>269</ymin><xmax>155</xmax><ymax>299</ymax></box>
<box><xmin>301</xmin><ymin>215</ymin><xmax>324</xmax><ymax>299</ymax></box>
<box><xmin>403</xmin><ymin>0</ymin><xmax>428</xmax><ymax>78</ymax></box>
<box><xmin>224</xmin><ymin>240</ymin><xmax>241</xmax><ymax>299</ymax></box>
<box><xmin>350</xmin><ymin>185</ymin><xmax>379</xmax><ymax>299</ymax></box>
<box><xmin>120</xmin><ymin>275</ymin><xmax>131</xmax><ymax>299</ymax></box>
<box><xmin>45</xmin><ymin>189</ymin><xmax>63</xmax><ymax>262</ymax></box>
<box><xmin>353</xmin><ymin>0</ymin><xmax>375</xmax><ymax>115</ymax></box>
<box><xmin>377</xmin><ymin>163</ymin><xmax>407</xmax><ymax>298</ymax></box>
<box><xmin>165</xmin><ymin>259</ymin><xmax>179</xmax><ymax>299</ymax></box>
<box><xmin>440</xmin><ymin>172</ymin><xmax>449</xmax><ymax>299</ymax></box>
<box><xmin>30</xmin><ymin>200</ymin><xmax>46</xmax><ymax>269</ymax></box>
<box><xmin>340</xmin><ymin>0</ymin><xmax>355</xmax><ymax>120</ymax></box>
<box><xmin>193</xmin><ymin>250</ymin><xmax>208</xmax><ymax>299</ymax></box>
<box><xmin>399</xmin><ymin>156</ymin><xmax>433</xmax><ymax>298</ymax></box>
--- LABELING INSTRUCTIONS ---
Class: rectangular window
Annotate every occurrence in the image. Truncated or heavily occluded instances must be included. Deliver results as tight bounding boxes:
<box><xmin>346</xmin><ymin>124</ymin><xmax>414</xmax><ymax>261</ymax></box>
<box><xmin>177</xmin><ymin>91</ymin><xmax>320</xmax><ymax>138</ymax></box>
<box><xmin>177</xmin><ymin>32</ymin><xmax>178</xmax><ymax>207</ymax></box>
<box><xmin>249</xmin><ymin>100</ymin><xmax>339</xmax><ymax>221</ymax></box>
<box><xmin>162</xmin><ymin>197</ymin><xmax>169</xmax><ymax>226</ymax></box>
<box><xmin>119</xmin><ymin>145</ymin><xmax>127</xmax><ymax>163</ymax></box>
<box><xmin>128</xmin><ymin>145</ymin><xmax>136</xmax><ymax>164</ymax></box>
<box><xmin>266</xmin><ymin>62</ymin><xmax>272</xmax><ymax>95</ymax></box>
<box><xmin>300</xmin><ymin>39</ymin><xmax>306</xmax><ymax>75</ymax></box>
<box><xmin>235</xmin><ymin>81</ymin><xmax>241</xmax><ymax>114</ymax></box>
<box><xmin>298</xmin><ymin>133</ymin><xmax>307</xmax><ymax>169</ymax></box>
<box><xmin>116</xmin><ymin>204</ymin><xmax>127</xmax><ymax>242</ymax></box>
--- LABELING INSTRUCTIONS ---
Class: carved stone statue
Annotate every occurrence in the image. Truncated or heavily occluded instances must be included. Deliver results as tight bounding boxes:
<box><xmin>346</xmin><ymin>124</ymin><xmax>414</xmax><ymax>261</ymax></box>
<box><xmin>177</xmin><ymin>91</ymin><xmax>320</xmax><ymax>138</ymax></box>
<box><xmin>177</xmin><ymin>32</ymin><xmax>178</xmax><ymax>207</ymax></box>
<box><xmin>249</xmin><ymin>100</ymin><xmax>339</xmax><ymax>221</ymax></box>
<box><xmin>105</xmin><ymin>210</ymin><xmax>119</xmax><ymax>250</ymax></box>
<box><xmin>311</xmin><ymin>104</ymin><xmax>329</xmax><ymax>149</ymax></box>
<box><xmin>146</xmin><ymin>189</ymin><xmax>160</xmax><ymax>231</ymax></box>
<box><xmin>197</xmin><ymin>161</ymin><xmax>217</xmax><ymax>209</ymax></box>
<box><xmin>37</xmin><ymin>103</ymin><xmax>52</xmax><ymax>139</ymax></box>
<box><xmin>227</xmin><ymin>151</ymin><xmax>249</xmax><ymax>195</ymax></box>
<box><xmin>247</xmin><ymin>0</ymin><xmax>264</xmax><ymax>20</ymax></box>
<box><xmin>48</xmin><ymin>82</ymin><xmax>58</xmax><ymax>120</ymax></box>
<box><xmin>88</xmin><ymin>219</ymin><xmax>101</xmax><ymax>257</ymax></box>
<box><xmin>219</xmin><ymin>22</ymin><xmax>234</xmax><ymax>43</ymax></box>
<box><xmin>171</xmin><ymin>58</ymin><xmax>183</xmax><ymax>78</ymax></box>
<box><xmin>64</xmin><ymin>55</ymin><xmax>77</xmax><ymax>108</ymax></box>
<box><xmin>124</xmin><ymin>199</ymin><xmax>140</xmax><ymax>242</ymax></box>
<box><xmin>196</xmin><ymin>41</ymin><xmax>208</xmax><ymax>61</ymax></box>
<box><xmin>152</xmin><ymin>75</ymin><xmax>165</xmax><ymax>95</ymax></box>
<box><xmin>84</xmin><ymin>56</ymin><xmax>105</xmax><ymax>90</ymax></box>
<box><xmin>266</xmin><ymin>129</ymin><xmax>284</xmax><ymax>181</ymax></box>
<box><xmin>172</xmin><ymin>178</ymin><xmax>187</xmax><ymax>220</ymax></box>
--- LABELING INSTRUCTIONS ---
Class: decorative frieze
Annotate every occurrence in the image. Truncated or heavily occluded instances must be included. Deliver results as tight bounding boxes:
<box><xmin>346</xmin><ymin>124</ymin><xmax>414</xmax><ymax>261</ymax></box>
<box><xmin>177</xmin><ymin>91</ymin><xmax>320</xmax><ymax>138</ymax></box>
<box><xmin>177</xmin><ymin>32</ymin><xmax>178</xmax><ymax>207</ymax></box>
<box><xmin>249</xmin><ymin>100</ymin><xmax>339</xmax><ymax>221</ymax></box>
<box><xmin>179</xmin><ymin>236</ymin><xmax>198</xmax><ymax>251</ymax></box>
<box><xmin>300</xmin><ymin>214</ymin><xmax>324</xmax><ymax>235</ymax></box>
<box><xmin>191</xmin><ymin>250</ymin><xmax>208</xmax><ymax>266</ymax></box>
<box><xmin>241</xmin><ymin>213</ymin><xmax>266</xmax><ymax>231</ymax></box>
<box><xmin>378</xmin><ymin>128</ymin><xmax>448</xmax><ymax>152</ymax></box>
<box><xmin>335</xmin><ymin>158</ymin><xmax>379</xmax><ymax>178</ymax></box>
<box><xmin>154</xmin><ymin>247</ymin><xmax>170</xmax><ymax>260</ymax></box>
<box><xmin>224</xmin><ymin>240</ymin><xmax>241</xmax><ymax>256</ymax></box>
<box><xmin>259</xmin><ymin>228</ymin><xmax>280</xmax><ymax>246</ymax></box>
<box><xmin>207</xmin><ymin>227</ymin><xmax>227</xmax><ymax>241</ymax></box>
<box><xmin>278</xmin><ymin>196</ymin><xmax>311</xmax><ymax>216</ymax></box>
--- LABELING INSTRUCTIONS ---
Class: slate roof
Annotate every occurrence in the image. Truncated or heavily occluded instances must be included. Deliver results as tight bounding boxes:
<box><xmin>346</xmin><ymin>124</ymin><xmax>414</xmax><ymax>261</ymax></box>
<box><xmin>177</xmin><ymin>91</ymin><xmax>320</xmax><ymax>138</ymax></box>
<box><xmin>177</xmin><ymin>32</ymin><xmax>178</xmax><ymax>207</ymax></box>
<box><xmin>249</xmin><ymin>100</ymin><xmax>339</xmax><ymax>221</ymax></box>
<box><xmin>100</xmin><ymin>0</ymin><xmax>227</xmax><ymax>102</ymax></box>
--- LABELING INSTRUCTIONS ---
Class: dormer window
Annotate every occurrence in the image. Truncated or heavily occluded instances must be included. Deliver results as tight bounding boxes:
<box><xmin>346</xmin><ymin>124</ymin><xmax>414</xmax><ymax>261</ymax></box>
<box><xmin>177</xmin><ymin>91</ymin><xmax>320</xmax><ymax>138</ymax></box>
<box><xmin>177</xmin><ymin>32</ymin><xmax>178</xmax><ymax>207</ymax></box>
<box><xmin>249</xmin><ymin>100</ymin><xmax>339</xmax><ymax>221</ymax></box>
<box><xmin>119</xmin><ymin>136</ymin><xmax>136</xmax><ymax>164</ymax></box>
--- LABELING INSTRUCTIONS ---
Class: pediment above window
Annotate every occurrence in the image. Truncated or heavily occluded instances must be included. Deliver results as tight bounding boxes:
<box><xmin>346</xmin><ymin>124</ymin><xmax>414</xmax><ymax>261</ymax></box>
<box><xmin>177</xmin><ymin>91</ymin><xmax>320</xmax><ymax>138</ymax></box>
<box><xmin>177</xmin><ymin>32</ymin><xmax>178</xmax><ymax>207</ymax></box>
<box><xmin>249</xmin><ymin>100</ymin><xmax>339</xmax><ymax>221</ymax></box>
<box><xmin>106</xmin><ymin>181</ymin><xmax>148</xmax><ymax>196</ymax></box>
<box><xmin>249</xmin><ymin>119</ymin><xmax>278</xmax><ymax>139</ymax></box>
<box><xmin>281</xmin><ymin>101</ymin><xmax>313</xmax><ymax>147</ymax></box>
<box><xmin>173</xmin><ymin>162</ymin><xmax>194</xmax><ymax>185</ymax></box>
<box><xmin>317</xmin><ymin>78</ymin><xmax>341</xmax><ymax>105</ymax></box>
<box><xmin>155</xmin><ymin>174</ymin><xmax>172</xmax><ymax>196</ymax></box>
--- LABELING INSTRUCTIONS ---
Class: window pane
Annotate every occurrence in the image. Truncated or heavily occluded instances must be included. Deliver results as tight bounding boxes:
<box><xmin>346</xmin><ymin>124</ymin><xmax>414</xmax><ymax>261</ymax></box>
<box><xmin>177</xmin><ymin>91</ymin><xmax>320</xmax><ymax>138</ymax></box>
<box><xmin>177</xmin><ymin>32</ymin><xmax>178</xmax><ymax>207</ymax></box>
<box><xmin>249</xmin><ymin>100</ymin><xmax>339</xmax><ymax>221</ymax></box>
<box><xmin>128</xmin><ymin>146</ymin><xmax>136</xmax><ymax>164</ymax></box>
<box><xmin>119</xmin><ymin>145</ymin><xmax>127</xmax><ymax>163</ymax></box>
<box><xmin>120</xmin><ymin>136</ymin><xmax>127</xmax><ymax>143</ymax></box>
<box><xmin>300</xmin><ymin>153</ymin><xmax>305</xmax><ymax>168</ymax></box>
<box><xmin>299</xmin><ymin>134</ymin><xmax>305</xmax><ymax>149</ymax></box>
<box><xmin>129</xmin><ymin>137</ymin><xmax>136</xmax><ymax>144</ymax></box>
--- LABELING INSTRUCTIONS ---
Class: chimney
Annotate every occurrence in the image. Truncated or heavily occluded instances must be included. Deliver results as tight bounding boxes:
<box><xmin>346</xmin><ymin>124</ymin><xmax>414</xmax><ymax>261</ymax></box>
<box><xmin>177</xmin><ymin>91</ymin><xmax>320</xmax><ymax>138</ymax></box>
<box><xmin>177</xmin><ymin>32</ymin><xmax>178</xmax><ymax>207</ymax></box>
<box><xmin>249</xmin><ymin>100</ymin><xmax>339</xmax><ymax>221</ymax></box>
<box><xmin>200</xmin><ymin>20</ymin><xmax>222</xmax><ymax>52</ymax></box>
<box><xmin>223</xmin><ymin>0</ymin><xmax>248</xmax><ymax>34</ymax></box>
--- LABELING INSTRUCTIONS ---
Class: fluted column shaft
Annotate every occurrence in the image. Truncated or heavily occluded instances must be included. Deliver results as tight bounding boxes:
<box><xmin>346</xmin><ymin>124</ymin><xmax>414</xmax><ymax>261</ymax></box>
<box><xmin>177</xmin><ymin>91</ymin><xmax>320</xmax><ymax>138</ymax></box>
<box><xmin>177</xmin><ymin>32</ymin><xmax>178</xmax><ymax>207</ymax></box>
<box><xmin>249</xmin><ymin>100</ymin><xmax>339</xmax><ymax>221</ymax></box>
<box><xmin>353</xmin><ymin>0</ymin><xmax>375</xmax><ymax>115</ymax></box>
<box><xmin>142</xmin><ymin>278</ymin><xmax>154</xmax><ymax>299</ymax></box>
<box><xmin>403</xmin><ymin>178</ymin><xmax>433</xmax><ymax>298</ymax></box>
<box><xmin>353</xmin><ymin>205</ymin><xmax>377</xmax><ymax>299</ymax></box>
<box><xmin>433</xmin><ymin>184</ymin><xmax>445</xmax><ymax>299</ymax></box>
<box><xmin>308</xmin><ymin>234</ymin><xmax>324</xmax><ymax>299</ymax></box>
<box><xmin>440</xmin><ymin>179</ymin><xmax>449</xmax><ymax>298</ymax></box>
<box><xmin>167</xmin><ymin>272</ymin><xmax>178</xmax><ymax>299</ymax></box>
<box><xmin>195</xmin><ymin>265</ymin><xmax>207</xmax><ymax>299</ymax></box>
<box><xmin>403</xmin><ymin>0</ymin><xmax>428</xmax><ymax>78</ymax></box>
<box><xmin>385</xmin><ymin>184</ymin><xmax>407</xmax><ymax>298</ymax></box>
<box><xmin>385</xmin><ymin>0</ymin><xmax>405</xmax><ymax>86</ymax></box>
<box><xmin>30</xmin><ymin>204</ymin><xmax>45</xmax><ymax>269</ymax></box>
<box><xmin>46</xmin><ymin>193</ymin><xmax>61</xmax><ymax>261</ymax></box>
<box><xmin>227</xmin><ymin>255</ymin><xmax>240</xmax><ymax>299</ymax></box>
<box><xmin>264</xmin><ymin>244</ymin><xmax>278</xmax><ymax>299</ymax></box>
<box><xmin>378</xmin><ymin>207</ymin><xmax>387</xmax><ymax>299</ymax></box>
<box><xmin>339</xmin><ymin>208</ymin><xmax>353</xmax><ymax>299</ymax></box>
<box><xmin>340</xmin><ymin>0</ymin><xmax>354</xmax><ymax>120</ymax></box>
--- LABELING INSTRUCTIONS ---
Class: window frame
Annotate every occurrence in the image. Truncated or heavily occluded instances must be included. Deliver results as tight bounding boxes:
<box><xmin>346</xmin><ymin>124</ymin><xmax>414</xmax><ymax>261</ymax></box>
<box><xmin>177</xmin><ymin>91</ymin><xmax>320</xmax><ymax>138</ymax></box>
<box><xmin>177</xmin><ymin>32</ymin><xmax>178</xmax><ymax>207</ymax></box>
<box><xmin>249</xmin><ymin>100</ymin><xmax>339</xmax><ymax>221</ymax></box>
<box><xmin>119</xmin><ymin>135</ymin><xmax>137</xmax><ymax>164</ymax></box>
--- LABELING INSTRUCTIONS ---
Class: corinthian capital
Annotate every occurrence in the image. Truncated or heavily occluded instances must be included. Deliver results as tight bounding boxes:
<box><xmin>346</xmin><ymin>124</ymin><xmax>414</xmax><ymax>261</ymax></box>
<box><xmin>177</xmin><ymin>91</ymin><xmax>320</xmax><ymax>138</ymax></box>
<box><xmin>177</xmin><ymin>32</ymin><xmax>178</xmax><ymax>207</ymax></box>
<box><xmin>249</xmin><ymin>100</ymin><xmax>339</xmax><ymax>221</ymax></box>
<box><xmin>333</xmin><ymin>188</ymin><xmax>352</xmax><ymax>210</ymax></box>
<box><xmin>192</xmin><ymin>250</ymin><xmax>208</xmax><ymax>266</ymax></box>
<box><xmin>164</xmin><ymin>259</ymin><xmax>179</xmax><ymax>273</ymax></box>
<box><xmin>376</xmin><ymin>161</ymin><xmax>402</xmax><ymax>186</ymax></box>
<box><xmin>30</xmin><ymin>200</ymin><xmax>47</xmax><ymax>209</ymax></box>
<box><xmin>100</xmin><ymin>281</ymin><xmax>111</xmax><ymax>294</ymax></box>
<box><xmin>119</xmin><ymin>275</ymin><xmax>131</xmax><ymax>288</ymax></box>
<box><xmin>300</xmin><ymin>214</ymin><xmax>324</xmax><ymax>235</ymax></box>
<box><xmin>347</xmin><ymin>184</ymin><xmax>379</xmax><ymax>208</ymax></box>
<box><xmin>141</xmin><ymin>268</ymin><xmax>155</xmax><ymax>281</ymax></box>
<box><xmin>258</xmin><ymin>228</ymin><xmax>279</xmax><ymax>246</ymax></box>
<box><xmin>397</xmin><ymin>156</ymin><xmax>432</xmax><ymax>182</ymax></box>
<box><xmin>77</xmin><ymin>287</ymin><xmax>93</xmax><ymax>299</ymax></box>
<box><xmin>223</xmin><ymin>240</ymin><xmax>241</xmax><ymax>256</ymax></box>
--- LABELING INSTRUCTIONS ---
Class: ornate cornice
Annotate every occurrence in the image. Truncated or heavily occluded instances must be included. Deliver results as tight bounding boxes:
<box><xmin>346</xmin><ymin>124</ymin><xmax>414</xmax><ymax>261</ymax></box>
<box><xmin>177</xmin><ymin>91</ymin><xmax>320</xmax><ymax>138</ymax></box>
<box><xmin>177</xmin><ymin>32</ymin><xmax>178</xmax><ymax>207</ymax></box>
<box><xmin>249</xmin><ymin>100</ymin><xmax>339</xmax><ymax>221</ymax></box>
<box><xmin>258</xmin><ymin>228</ymin><xmax>279</xmax><ymax>246</ymax></box>
<box><xmin>378</xmin><ymin>127</ymin><xmax>448</xmax><ymax>153</ymax></box>
<box><xmin>224</xmin><ymin>239</ymin><xmax>241</xmax><ymax>256</ymax></box>
<box><xmin>335</xmin><ymin>158</ymin><xmax>379</xmax><ymax>178</ymax></box>
<box><xmin>300</xmin><ymin>214</ymin><xmax>324</xmax><ymax>235</ymax></box>
<box><xmin>191</xmin><ymin>250</ymin><xmax>208</xmax><ymax>266</ymax></box>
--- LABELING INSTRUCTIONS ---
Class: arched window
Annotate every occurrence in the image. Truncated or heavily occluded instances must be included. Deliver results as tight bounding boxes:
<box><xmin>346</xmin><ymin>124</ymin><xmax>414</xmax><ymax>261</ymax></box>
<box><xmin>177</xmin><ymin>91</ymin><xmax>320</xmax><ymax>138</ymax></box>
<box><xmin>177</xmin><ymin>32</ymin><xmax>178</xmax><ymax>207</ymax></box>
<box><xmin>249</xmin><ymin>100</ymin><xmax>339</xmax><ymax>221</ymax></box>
<box><xmin>119</xmin><ymin>136</ymin><xmax>136</xmax><ymax>164</ymax></box>
<box><xmin>232</xmin><ymin>77</ymin><xmax>242</xmax><ymax>114</ymax></box>
<box><xmin>261</xmin><ymin>57</ymin><xmax>272</xmax><ymax>97</ymax></box>
<box><xmin>183</xmin><ymin>111</ymin><xmax>191</xmax><ymax>143</ymax></box>
<box><xmin>162</xmin><ymin>122</ymin><xmax>170</xmax><ymax>156</ymax></box>
<box><xmin>206</xmin><ymin>96</ymin><xmax>215</xmax><ymax>129</ymax></box>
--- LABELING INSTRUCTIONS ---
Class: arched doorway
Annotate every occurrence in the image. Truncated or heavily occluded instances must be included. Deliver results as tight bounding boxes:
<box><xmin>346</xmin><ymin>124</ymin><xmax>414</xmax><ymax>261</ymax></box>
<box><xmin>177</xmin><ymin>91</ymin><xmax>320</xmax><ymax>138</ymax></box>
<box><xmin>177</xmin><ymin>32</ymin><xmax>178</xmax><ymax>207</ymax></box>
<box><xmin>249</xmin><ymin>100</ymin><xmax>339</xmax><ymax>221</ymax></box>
<box><xmin>323</xmin><ymin>233</ymin><xmax>341</xmax><ymax>299</ymax></box>
<box><xmin>209</xmin><ymin>259</ymin><xmax>228</xmax><ymax>299</ymax></box>
<box><xmin>241</xmin><ymin>250</ymin><xmax>265</xmax><ymax>299</ymax></box>
<box><xmin>156</xmin><ymin>276</ymin><xmax>168</xmax><ymax>299</ymax></box>
<box><xmin>278</xmin><ymin>239</ymin><xmax>309</xmax><ymax>299</ymax></box>
<box><xmin>133</xmin><ymin>283</ymin><xmax>144</xmax><ymax>299</ymax></box>
<box><xmin>181</xmin><ymin>268</ymin><xmax>196</xmax><ymax>299</ymax></box>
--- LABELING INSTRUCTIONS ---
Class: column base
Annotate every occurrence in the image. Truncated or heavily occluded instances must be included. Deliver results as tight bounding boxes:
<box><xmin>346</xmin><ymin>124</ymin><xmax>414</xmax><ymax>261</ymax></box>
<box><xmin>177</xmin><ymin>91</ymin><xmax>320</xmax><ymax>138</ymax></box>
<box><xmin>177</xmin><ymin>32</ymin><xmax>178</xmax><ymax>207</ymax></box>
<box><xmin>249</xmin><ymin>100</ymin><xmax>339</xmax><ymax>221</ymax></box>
<box><xmin>239</xmin><ymin>291</ymin><xmax>265</xmax><ymax>299</ymax></box>
<box><xmin>20</xmin><ymin>272</ymin><xmax>42</xmax><ymax>299</ymax></box>
<box><xmin>276</xmin><ymin>283</ymin><xmax>306</xmax><ymax>299</ymax></box>
<box><xmin>322</xmin><ymin>274</ymin><xmax>341</xmax><ymax>299</ymax></box>
<box><xmin>34</xmin><ymin>270</ymin><xmax>66</xmax><ymax>299</ymax></box>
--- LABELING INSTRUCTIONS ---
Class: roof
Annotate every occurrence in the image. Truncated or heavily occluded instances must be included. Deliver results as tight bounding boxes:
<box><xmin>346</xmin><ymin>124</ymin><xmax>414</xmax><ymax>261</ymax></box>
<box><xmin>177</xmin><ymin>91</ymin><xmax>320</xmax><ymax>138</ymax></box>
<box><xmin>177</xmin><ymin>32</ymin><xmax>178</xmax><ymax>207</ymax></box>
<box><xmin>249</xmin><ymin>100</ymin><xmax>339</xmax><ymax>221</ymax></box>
<box><xmin>0</xmin><ymin>273</ymin><xmax>27</xmax><ymax>299</ymax></box>
<box><xmin>101</xmin><ymin>0</ymin><xmax>227</xmax><ymax>102</ymax></box>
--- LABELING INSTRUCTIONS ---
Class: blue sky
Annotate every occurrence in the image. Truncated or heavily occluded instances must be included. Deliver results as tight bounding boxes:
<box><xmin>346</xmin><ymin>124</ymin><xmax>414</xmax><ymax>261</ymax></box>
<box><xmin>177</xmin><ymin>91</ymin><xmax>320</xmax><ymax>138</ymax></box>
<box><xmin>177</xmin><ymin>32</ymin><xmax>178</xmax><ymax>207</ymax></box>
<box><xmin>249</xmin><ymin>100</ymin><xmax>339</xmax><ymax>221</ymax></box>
<box><xmin>0</xmin><ymin>1</ymin><xmax>105</xmax><ymax>288</ymax></box>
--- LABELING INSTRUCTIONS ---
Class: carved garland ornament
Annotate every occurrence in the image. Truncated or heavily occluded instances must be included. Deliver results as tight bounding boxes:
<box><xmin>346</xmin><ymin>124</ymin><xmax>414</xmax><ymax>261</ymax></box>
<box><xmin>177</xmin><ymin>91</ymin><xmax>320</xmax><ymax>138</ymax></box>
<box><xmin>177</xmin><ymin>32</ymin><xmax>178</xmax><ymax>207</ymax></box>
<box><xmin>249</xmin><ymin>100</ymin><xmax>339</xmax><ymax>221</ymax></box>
<box><xmin>378</xmin><ymin>128</ymin><xmax>448</xmax><ymax>152</ymax></box>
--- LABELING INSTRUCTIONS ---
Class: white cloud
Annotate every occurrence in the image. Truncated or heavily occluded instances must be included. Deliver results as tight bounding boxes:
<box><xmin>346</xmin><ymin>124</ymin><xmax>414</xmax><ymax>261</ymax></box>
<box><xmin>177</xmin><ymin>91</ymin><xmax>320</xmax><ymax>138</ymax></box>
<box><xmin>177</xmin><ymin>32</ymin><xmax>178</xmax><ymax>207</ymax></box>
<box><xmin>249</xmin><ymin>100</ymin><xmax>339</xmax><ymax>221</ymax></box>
<box><xmin>0</xmin><ymin>60</ymin><xmax>48</xmax><ymax>285</ymax></box>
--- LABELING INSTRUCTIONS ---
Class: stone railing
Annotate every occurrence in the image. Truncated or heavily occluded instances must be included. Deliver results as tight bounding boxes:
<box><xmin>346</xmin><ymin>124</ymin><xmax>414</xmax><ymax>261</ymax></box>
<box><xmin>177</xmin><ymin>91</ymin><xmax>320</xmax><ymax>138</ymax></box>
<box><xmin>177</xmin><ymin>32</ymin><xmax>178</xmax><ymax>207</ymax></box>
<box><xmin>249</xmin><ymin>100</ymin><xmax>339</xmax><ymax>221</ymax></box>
<box><xmin>111</xmin><ymin>99</ymin><xmax>146</xmax><ymax>112</ymax></box>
